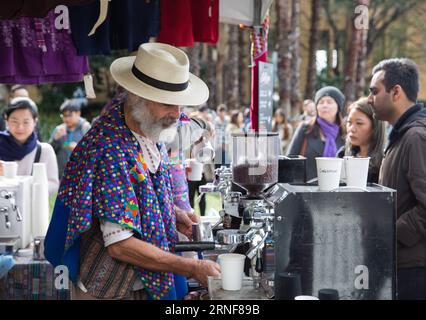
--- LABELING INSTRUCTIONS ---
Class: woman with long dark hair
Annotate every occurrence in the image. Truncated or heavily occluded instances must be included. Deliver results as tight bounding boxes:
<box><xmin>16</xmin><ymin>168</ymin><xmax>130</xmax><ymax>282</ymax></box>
<box><xmin>338</xmin><ymin>97</ymin><xmax>386</xmax><ymax>183</ymax></box>
<box><xmin>272</xmin><ymin>108</ymin><xmax>293</xmax><ymax>154</ymax></box>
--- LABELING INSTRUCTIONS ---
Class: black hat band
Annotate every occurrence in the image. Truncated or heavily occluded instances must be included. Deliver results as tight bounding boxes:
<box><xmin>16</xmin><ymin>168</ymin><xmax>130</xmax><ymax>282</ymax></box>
<box><xmin>131</xmin><ymin>65</ymin><xmax>189</xmax><ymax>92</ymax></box>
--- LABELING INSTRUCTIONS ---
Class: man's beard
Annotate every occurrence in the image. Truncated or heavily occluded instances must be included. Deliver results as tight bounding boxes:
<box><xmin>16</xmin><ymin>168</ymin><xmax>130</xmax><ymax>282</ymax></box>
<box><xmin>131</xmin><ymin>100</ymin><xmax>178</xmax><ymax>143</ymax></box>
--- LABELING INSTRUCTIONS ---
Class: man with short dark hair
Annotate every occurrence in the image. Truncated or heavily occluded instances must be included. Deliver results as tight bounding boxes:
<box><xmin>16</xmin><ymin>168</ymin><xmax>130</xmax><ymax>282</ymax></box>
<box><xmin>368</xmin><ymin>58</ymin><xmax>426</xmax><ymax>300</ymax></box>
<box><xmin>49</xmin><ymin>99</ymin><xmax>91</xmax><ymax>179</ymax></box>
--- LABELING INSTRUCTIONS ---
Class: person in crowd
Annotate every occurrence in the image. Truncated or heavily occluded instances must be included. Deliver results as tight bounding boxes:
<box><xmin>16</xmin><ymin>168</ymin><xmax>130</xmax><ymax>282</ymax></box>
<box><xmin>214</xmin><ymin>104</ymin><xmax>229</xmax><ymax>168</ymax></box>
<box><xmin>215</xmin><ymin>104</ymin><xmax>228</xmax><ymax>131</ymax></box>
<box><xmin>298</xmin><ymin>99</ymin><xmax>316</xmax><ymax>124</ymax></box>
<box><xmin>243</xmin><ymin>107</ymin><xmax>251</xmax><ymax>132</ymax></box>
<box><xmin>10</xmin><ymin>84</ymin><xmax>29</xmax><ymax>99</ymax></box>
<box><xmin>1</xmin><ymin>85</ymin><xmax>30</xmax><ymax>131</ymax></box>
<box><xmin>337</xmin><ymin>97</ymin><xmax>386</xmax><ymax>183</ymax></box>
<box><xmin>0</xmin><ymin>97</ymin><xmax>59</xmax><ymax>195</ymax></box>
<box><xmin>197</xmin><ymin>105</ymin><xmax>213</xmax><ymax>123</ymax></box>
<box><xmin>272</xmin><ymin>108</ymin><xmax>293</xmax><ymax>155</ymax></box>
<box><xmin>44</xmin><ymin>42</ymin><xmax>220</xmax><ymax>301</ymax></box>
<box><xmin>286</xmin><ymin>86</ymin><xmax>346</xmax><ymax>181</ymax></box>
<box><xmin>368</xmin><ymin>58</ymin><xmax>426</xmax><ymax>300</ymax></box>
<box><xmin>226</xmin><ymin>110</ymin><xmax>244</xmax><ymax>134</ymax></box>
<box><xmin>185</xmin><ymin>109</ymin><xmax>215</xmax><ymax>217</ymax></box>
<box><xmin>49</xmin><ymin>99</ymin><xmax>91</xmax><ymax>180</ymax></box>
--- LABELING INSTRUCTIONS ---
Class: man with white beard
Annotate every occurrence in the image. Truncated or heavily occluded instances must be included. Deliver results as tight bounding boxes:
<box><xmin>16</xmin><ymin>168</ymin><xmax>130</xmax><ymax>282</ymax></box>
<box><xmin>44</xmin><ymin>43</ymin><xmax>220</xmax><ymax>300</ymax></box>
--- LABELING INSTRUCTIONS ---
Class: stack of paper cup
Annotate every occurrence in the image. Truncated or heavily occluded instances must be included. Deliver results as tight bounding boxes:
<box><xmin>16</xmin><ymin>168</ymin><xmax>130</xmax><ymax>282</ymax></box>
<box><xmin>32</xmin><ymin>163</ymin><xmax>49</xmax><ymax>237</ymax></box>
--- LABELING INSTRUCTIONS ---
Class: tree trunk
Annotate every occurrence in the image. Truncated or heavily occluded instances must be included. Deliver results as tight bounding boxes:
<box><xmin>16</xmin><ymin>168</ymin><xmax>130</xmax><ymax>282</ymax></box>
<box><xmin>290</xmin><ymin>0</ymin><xmax>302</xmax><ymax>117</ymax></box>
<box><xmin>366</xmin><ymin>0</ymin><xmax>421</xmax><ymax>59</ymax></box>
<box><xmin>356</xmin><ymin>27</ymin><xmax>369</xmax><ymax>98</ymax></box>
<box><xmin>275</xmin><ymin>0</ymin><xmax>292</xmax><ymax>116</ymax></box>
<box><xmin>356</xmin><ymin>0</ymin><xmax>370</xmax><ymax>98</ymax></box>
<box><xmin>225</xmin><ymin>25</ymin><xmax>240</xmax><ymax>110</ymax></box>
<box><xmin>343</xmin><ymin>0</ymin><xmax>370</xmax><ymax>112</ymax></box>
<box><xmin>343</xmin><ymin>2</ymin><xmax>362</xmax><ymax>112</ymax></box>
<box><xmin>305</xmin><ymin>0</ymin><xmax>320</xmax><ymax>100</ymax></box>
<box><xmin>206</xmin><ymin>44</ymin><xmax>217</xmax><ymax>109</ymax></box>
<box><xmin>187</xmin><ymin>43</ymin><xmax>201</xmax><ymax>77</ymax></box>
<box><xmin>239</xmin><ymin>29</ymin><xmax>250</xmax><ymax>108</ymax></box>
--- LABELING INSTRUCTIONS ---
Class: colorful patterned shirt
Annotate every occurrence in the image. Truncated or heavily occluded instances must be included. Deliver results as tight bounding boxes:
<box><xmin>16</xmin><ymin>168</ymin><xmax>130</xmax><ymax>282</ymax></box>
<box><xmin>45</xmin><ymin>100</ymin><xmax>178</xmax><ymax>300</ymax></box>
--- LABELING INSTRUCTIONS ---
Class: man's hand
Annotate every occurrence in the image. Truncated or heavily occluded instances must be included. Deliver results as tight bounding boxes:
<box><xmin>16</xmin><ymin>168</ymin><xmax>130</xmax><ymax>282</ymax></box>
<box><xmin>190</xmin><ymin>260</ymin><xmax>221</xmax><ymax>287</ymax></box>
<box><xmin>0</xmin><ymin>162</ymin><xmax>3</xmax><ymax>176</ymax></box>
<box><xmin>185</xmin><ymin>162</ymin><xmax>192</xmax><ymax>178</ymax></box>
<box><xmin>54</xmin><ymin>124</ymin><xmax>67</xmax><ymax>141</ymax></box>
<box><xmin>175</xmin><ymin>206</ymin><xmax>200</xmax><ymax>240</ymax></box>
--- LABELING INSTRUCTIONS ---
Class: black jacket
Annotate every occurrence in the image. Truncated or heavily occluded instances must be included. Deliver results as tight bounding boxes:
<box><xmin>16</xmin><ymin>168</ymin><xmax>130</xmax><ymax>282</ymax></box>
<box><xmin>379</xmin><ymin>103</ymin><xmax>426</xmax><ymax>268</ymax></box>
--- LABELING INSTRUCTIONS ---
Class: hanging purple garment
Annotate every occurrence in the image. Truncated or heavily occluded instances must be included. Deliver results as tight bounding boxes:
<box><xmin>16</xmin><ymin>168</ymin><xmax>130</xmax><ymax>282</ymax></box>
<box><xmin>0</xmin><ymin>10</ymin><xmax>89</xmax><ymax>84</ymax></box>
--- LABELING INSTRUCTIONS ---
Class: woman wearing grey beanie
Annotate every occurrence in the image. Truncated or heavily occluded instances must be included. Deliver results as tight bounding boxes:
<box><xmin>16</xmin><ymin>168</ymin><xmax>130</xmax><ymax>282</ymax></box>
<box><xmin>286</xmin><ymin>86</ymin><xmax>346</xmax><ymax>181</ymax></box>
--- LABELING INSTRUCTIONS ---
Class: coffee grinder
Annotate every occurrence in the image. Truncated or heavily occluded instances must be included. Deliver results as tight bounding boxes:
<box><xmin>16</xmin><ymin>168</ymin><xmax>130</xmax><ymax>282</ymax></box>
<box><xmin>219</xmin><ymin>132</ymin><xmax>279</xmax><ymax>292</ymax></box>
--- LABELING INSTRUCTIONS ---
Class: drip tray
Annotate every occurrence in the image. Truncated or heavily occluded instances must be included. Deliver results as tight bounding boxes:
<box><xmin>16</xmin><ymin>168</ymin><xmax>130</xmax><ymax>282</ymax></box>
<box><xmin>0</xmin><ymin>237</ymin><xmax>20</xmax><ymax>255</ymax></box>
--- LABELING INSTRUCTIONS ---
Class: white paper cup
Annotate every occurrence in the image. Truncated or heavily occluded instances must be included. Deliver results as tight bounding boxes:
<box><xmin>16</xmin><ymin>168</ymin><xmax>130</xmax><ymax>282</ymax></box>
<box><xmin>218</xmin><ymin>253</ymin><xmax>246</xmax><ymax>291</ymax></box>
<box><xmin>295</xmin><ymin>295</ymin><xmax>320</xmax><ymax>300</ymax></box>
<box><xmin>345</xmin><ymin>157</ymin><xmax>370</xmax><ymax>189</ymax></box>
<box><xmin>2</xmin><ymin>161</ymin><xmax>18</xmax><ymax>178</ymax></box>
<box><xmin>316</xmin><ymin>157</ymin><xmax>343</xmax><ymax>191</ymax></box>
<box><xmin>187</xmin><ymin>159</ymin><xmax>203</xmax><ymax>181</ymax></box>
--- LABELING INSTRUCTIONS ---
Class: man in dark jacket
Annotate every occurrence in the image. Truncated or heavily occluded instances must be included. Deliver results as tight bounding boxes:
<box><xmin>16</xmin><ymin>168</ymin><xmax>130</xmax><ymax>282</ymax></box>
<box><xmin>368</xmin><ymin>58</ymin><xmax>426</xmax><ymax>300</ymax></box>
<box><xmin>49</xmin><ymin>99</ymin><xmax>91</xmax><ymax>180</ymax></box>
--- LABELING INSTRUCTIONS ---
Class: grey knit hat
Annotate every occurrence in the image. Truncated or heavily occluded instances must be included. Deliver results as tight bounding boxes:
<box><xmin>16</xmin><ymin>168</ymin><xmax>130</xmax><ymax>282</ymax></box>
<box><xmin>314</xmin><ymin>86</ymin><xmax>345</xmax><ymax>111</ymax></box>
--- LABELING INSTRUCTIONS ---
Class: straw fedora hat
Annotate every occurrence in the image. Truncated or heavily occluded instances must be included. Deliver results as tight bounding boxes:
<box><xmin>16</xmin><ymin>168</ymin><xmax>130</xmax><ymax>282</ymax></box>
<box><xmin>110</xmin><ymin>42</ymin><xmax>209</xmax><ymax>106</ymax></box>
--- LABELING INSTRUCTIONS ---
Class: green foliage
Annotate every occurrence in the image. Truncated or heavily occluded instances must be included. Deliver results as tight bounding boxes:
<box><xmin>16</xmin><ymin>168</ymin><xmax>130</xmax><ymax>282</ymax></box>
<box><xmin>35</xmin><ymin>54</ymin><xmax>127</xmax><ymax>141</ymax></box>
<box><xmin>38</xmin><ymin>83</ymin><xmax>81</xmax><ymax>113</ymax></box>
<box><xmin>316</xmin><ymin>68</ymin><xmax>344</xmax><ymax>92</ymax></box>
<box><xmin>38</xmin><ymin>112</ymin><xmax>61</xmax><ymax>142</ymax></box>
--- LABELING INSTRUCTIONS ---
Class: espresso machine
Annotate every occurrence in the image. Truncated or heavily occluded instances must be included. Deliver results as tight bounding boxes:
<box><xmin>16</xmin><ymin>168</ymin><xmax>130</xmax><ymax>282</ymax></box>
<box><xmin>197</xmin><ymin>132</ymin><xmax>280</xmax><ymax>296</ymax></box>
<box><xmin>199</xmin><ymin>131</ymin><xmax>396</xmax><ymax>300</ymax></box>
<box><xmin>0</xmin><ymin>176</ymin><xmax>33</xmax><ymax>254</ymax></box>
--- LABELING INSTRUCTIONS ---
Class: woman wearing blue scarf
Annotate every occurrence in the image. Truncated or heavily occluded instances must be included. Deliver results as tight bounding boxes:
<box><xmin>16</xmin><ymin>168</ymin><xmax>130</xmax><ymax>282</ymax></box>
<box><xmin>286</xmin><ymin>86</ymin><xmax>346</xmax><ymax>181</ymax></box>
<box><xmin>0</xmin><ymin>97</ymin><xmax>59</xmax><ymax>195</ymax></box>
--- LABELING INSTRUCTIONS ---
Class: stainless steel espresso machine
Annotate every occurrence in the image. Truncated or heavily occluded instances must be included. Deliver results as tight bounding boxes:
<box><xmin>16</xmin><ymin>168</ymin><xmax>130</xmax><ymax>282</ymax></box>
<box><xmin>195</xmin><ymin>132</ymin><xmax>280</xmax><ymax>297</ymax></box>
<box><xmin>0</xmin><ymin>176</ymin><xmax>33</xmax><ymax>254</ymax></box>
<box><xmin>197</xmin><ymin>132</ymin><xmax>396</xmax><ymax>300</ymax></box>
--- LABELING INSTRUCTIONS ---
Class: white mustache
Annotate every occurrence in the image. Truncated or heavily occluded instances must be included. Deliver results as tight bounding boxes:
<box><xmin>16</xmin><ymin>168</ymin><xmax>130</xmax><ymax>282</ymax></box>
<box><xmin>161</xmin><ymin>117</ymin><xmax>178</xmax><ymax>127</ymax></box>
